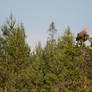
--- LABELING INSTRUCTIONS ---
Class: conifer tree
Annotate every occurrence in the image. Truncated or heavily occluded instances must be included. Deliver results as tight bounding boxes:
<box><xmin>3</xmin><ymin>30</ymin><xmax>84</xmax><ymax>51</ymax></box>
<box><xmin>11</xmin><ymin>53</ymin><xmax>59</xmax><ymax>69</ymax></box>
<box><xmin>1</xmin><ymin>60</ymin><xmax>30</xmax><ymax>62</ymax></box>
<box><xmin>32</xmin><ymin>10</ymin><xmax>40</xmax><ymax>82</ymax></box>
<box><xmin>57</xmin><ymin>27</ymin><xmax>84</xmax><ymax>91</ymax></box>
<box><xmin>48</xmin><ymin>21</ymin><xmax>57</xmax><ymax>42</ymax></box>
<box><xmin>1</xmin><ymin>14</ymin><xmax>92</xmax><ymax>92</ymax></box>
<box><xmin>0</xmin><ymin>14</ymin><xmax>30</xmax><ymax>92</ymax></box>
<box><xmin>76</xmin><ymin>28</ymin><xmax>90</xmax><ymax>91</ymax></box>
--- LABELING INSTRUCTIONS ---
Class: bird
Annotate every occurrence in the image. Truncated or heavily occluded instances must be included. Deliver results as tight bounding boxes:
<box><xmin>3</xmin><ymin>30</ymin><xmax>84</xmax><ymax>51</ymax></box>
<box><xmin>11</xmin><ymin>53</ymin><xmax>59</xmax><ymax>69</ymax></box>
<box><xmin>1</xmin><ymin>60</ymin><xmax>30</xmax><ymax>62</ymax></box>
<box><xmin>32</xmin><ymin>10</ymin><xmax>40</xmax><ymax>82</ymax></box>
<box><xmin>76</xmin><ymin>27</ymin><xmax>88</xmax><ymax>41</ymax></box>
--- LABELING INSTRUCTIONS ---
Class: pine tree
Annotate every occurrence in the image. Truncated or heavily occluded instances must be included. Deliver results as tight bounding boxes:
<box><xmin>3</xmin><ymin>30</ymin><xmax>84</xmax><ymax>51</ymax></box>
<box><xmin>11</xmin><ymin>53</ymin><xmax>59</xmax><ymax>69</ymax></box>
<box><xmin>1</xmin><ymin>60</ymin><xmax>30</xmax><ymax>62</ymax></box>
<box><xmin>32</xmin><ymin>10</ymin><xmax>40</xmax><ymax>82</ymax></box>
<box><xmin>56</xmin><ymin>27</ymin><xmax>84</xmax><ymax>91</ymax></box>
<box><xmin>48</xmin><ymin>21</ymin><xmax>57</xmax><ymax>42</ymax></box>
<box><xmin>76</xmin><ymin>29</ymin><xmax>90</xmax><ymax>91</ymax></box>
<box><xmin>0</xmin><ymin>14</ymin><xmax>30</xmax><ymax>92</ymax></box>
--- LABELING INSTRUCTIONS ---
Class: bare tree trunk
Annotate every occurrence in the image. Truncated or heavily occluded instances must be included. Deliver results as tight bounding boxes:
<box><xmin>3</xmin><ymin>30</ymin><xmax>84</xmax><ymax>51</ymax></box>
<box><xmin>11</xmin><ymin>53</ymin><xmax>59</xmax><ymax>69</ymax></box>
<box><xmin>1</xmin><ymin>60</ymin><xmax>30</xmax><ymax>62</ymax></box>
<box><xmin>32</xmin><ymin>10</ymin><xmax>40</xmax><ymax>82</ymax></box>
<box><xmin>84</xmin><ymin>61</ymin><xmax>88</xmax><ymax>90</ymax></box>
<box><xmin>80</xmin><ymin>48</ymin><xmax>87</xmax><ymax>91</ymax></box>
<box><xmin>5</xmin><ymin>53</ymin><xmax>8</xmax><ymax>92</ymax></box>
<box><xmin>84</xmin><ymin>72</ymin><xmax>87</xmax><ymax>89</ymax></box>
<box><xmin>1</xmin><ymin>88</ymin><xmax>3</xmax><ymax>92</ymax></box>
<box><xmin>4</xmin><ymin>86</ymin><xmax>7</xmax><ymax>92</ymax></box>
<box><xmin>81</xmin><ymin>48</ymin><xmax>88</xmax><ymax>91</ymax></box>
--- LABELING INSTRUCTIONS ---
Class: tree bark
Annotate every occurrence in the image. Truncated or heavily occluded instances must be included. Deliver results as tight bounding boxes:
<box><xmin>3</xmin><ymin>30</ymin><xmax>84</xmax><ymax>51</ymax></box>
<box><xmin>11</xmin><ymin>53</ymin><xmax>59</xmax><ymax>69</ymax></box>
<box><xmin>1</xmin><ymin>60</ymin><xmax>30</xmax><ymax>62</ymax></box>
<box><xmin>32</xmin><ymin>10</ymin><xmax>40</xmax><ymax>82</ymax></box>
<box><xmin>84</xmin><ymin>72</ymin><xmax>87</xmax><ymax>89</ymax></box>
<box><xmin>5</xmin><ymin>86</ymin><xmax>7</xmax><ymax>92</ymax></box>
<box><xmin>1</xmin><ymin>88</ymin><xmax>3</xmax><ymax>92</ymax></box>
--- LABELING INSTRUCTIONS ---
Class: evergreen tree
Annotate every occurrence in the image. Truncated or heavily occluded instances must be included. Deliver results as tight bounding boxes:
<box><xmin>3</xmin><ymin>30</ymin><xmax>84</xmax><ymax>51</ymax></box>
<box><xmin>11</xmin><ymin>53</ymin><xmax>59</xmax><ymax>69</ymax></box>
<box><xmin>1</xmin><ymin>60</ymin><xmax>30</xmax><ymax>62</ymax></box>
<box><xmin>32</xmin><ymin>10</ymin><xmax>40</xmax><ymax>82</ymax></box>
<box><xmin>0</xmin><ymin>14</ymin><xmax>92</xmax><ymax>92</ymax></box>
<box><xmin>0</xmin><ymin>14</ymin><xmax>30</xmax><ymax>92</ymax></box>
<box><xmin>57</xmin><ymin>27</ymin><xmax>84</xmax><ymax>91</ymax></box>
<box><xmin>48</xmin><ymin>21</ymin><xmax>57</xmax><ymax>42</ymax></box>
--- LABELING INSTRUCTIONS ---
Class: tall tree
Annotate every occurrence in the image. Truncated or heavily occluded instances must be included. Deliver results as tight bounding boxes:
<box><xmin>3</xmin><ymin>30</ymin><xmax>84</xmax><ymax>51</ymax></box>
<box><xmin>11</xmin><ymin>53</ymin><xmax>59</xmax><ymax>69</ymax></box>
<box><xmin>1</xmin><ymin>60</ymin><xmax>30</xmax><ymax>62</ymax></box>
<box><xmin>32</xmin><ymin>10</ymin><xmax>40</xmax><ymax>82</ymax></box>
<box><xmin>0</xmin><ymin>14</ymin><xmax>30</xmax><ymax>92</ymax></box>
<box><xmin>48</xmin><ymin>21</ymin><xmax>57</xmax><ymax>42</ymax></box>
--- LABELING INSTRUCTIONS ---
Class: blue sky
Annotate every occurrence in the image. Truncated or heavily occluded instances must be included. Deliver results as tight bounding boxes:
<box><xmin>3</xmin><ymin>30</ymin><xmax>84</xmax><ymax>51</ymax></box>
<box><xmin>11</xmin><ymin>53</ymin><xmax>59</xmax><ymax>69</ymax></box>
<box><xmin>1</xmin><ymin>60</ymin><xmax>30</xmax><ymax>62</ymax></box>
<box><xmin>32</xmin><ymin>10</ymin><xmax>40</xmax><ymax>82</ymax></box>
<box><xmin>0</xmin><ymin>0</ymin><xmax>92</xmax><ymax>49</ymax></box>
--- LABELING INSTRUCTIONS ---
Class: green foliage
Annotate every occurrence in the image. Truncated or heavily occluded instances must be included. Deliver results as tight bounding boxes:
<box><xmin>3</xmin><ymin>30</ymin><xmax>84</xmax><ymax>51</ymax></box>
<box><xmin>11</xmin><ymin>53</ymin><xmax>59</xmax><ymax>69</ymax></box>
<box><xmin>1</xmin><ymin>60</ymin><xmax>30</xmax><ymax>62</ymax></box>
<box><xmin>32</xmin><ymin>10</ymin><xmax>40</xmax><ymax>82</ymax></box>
<box><xmin>62</xmin><ymin>27</ymin><xmax>74</xmax><ymax>46</ymax></box>
<box><xmin>48</xmin><ymin>21</ymin><xmax>57</xmax><ymax>42</ymax></box>
<box><xmin>0</xmin><ymin>14</ymin><xmax>30</xmax><ymax>92</ymax></box>
<box><xmin>0</xmin><ymin>15</ymin><xmax>92</xmax><ymax>92</ymax></box>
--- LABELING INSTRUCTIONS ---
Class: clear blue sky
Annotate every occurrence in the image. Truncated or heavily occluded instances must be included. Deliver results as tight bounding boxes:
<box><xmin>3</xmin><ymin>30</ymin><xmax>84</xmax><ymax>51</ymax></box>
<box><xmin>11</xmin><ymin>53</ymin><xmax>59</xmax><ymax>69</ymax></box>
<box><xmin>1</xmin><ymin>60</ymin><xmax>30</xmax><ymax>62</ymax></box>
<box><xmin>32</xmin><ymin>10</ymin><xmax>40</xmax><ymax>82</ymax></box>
<box><xmin>0</xmin><ymin>0</ymin><xmax>92</xmax><ymax>49</ymax></box>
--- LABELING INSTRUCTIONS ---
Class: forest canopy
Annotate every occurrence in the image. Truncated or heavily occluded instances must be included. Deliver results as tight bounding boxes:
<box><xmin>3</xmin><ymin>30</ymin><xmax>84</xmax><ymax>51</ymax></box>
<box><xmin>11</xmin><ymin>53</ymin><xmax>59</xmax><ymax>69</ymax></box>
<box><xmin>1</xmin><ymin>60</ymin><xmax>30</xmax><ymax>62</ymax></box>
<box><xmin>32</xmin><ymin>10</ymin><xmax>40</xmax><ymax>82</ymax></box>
<box><xmin>0</xmin><ymin>14</ymin><xmax>92</xmax><ymax>92</ymax></box>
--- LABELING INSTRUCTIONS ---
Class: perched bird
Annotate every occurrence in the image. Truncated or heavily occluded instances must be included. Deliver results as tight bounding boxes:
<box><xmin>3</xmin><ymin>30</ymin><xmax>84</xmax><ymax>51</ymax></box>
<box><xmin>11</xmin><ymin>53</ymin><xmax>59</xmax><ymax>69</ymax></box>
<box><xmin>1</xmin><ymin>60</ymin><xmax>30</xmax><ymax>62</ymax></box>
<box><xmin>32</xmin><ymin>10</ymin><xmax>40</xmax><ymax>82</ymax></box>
<box><xmin>76</xmin><ymin>27</ymin><xmax>88</xmax><ymax>41</ymax></box>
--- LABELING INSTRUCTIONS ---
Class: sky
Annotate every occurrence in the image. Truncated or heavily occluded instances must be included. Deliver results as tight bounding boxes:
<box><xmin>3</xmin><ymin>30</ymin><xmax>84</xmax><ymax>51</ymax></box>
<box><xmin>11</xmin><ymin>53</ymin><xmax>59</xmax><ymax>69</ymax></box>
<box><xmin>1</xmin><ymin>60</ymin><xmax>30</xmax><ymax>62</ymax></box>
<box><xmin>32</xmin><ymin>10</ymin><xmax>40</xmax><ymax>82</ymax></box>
<box><xmin>0</xmin><ymin>0</ymin><xmax>92</xmax><ymax>50</ymax></box>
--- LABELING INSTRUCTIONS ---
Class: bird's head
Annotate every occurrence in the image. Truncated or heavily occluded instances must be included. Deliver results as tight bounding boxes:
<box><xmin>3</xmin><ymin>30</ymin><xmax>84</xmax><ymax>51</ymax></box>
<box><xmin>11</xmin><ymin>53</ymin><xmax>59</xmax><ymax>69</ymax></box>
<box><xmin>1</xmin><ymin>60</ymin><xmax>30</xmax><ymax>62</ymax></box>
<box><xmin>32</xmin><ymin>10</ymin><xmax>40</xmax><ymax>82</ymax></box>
<box><xmin>82</xmin><ymin>27</ymin><xmax>88</xmax><ymax>33</ymax></box>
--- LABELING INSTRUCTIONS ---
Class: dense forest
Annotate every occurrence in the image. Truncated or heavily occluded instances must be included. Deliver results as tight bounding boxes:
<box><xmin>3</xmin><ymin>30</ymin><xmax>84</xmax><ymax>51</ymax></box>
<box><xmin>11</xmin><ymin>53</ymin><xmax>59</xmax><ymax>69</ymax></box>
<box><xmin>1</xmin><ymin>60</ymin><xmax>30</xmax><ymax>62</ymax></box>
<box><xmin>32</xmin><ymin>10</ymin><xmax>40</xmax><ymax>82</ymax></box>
<box><xmin>0</xmin><ymin>14</ymin><xmax>92</xmax><ymax>92</ymax></box>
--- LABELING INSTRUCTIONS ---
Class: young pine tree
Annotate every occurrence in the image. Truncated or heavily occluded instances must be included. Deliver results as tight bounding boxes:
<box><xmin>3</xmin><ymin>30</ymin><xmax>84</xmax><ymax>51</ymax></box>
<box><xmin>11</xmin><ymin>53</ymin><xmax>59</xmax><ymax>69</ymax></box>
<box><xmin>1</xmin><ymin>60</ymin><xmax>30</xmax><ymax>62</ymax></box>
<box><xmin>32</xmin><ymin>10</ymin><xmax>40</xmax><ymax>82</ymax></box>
<box><xmin>0</xmin><ymin>14</ymin><xmax>30</xmax><ymax>92</ymax></box>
